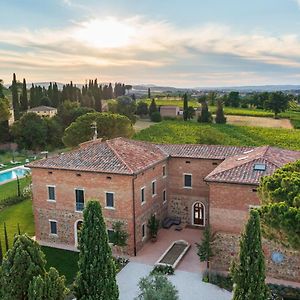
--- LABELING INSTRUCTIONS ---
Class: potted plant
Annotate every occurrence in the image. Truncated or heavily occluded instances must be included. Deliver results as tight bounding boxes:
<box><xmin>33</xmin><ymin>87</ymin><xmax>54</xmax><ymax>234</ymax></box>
<box><xmin>147</xmin><ymin>214</ymin><xmax>159</xmax><ymax>242</ymax></box>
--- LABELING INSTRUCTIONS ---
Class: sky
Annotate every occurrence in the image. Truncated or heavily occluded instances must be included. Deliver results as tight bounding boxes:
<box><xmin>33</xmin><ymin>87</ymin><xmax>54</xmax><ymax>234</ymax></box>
<box><xmin>1</xmin><ymin>0</ymin><xmax>300</xmax><ymax>87</ymax></box>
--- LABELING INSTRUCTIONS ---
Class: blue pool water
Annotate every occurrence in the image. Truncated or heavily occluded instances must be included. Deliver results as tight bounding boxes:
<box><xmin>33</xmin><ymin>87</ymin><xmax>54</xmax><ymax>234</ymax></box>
<box><xmin>0</xmin><ymin>167</ymin><xmax>30</xmax><ymax>184</ymax></box>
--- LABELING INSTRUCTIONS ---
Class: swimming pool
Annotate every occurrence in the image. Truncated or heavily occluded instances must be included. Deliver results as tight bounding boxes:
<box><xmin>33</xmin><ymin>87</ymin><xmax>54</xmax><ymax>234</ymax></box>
<box><xmin>0</xmin><ymin>166</ymin><xmax>31</xmax><ymax>185</ymax></box>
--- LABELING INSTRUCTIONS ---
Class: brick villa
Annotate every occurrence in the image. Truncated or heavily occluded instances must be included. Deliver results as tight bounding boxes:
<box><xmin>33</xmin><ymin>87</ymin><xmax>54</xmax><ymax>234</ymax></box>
<box><xmin>28</xmin><ymin>137</ymin><xmax>300</xmax><ymax>259</ymax></box>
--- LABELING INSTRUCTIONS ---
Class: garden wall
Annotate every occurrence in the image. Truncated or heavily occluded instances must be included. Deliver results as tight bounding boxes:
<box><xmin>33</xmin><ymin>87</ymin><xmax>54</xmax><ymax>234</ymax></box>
<box><xmin>211</xmin><ymin>232</ymin><xmax>300</xmax><ymax>282</ymax></box>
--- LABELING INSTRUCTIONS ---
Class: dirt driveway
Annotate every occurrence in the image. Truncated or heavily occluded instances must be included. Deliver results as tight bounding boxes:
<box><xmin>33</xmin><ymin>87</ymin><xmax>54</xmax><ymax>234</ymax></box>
<box><xmin>226</xmin><ymin>115</ymin><xmax>293</xmax><ymax>129</ymax></box>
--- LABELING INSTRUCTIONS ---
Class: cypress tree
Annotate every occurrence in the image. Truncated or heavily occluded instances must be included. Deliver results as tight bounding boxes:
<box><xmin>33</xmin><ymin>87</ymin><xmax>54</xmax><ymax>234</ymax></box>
<box><xmin>20</xmin><ymin>78</ymin><xmax>28</xmax><ymax>111</ymax></box>
<box><xmin>28</xmin><ymin>267</ymin><xmax>68</xmax><ymax>300</ymax></box>
<box><xmin>232</xmin><ymin>210</ymin><xmax>269</xmax><ymax>300</ymax></box>
<box><xmin>215</xmin><ymin>99</ymin><xmax>227</xmax><ymax>124</ymax></box>
<box><xmin>149</xmin><ymin>98</ymin><xmax>158</xmax><ymax>116</ymax></box>
<box><xmin>198</xmin><ymin>100</ymin><xmax>212</xmax><ymax>123</ymax></box>
<box><xmin>183</xmin><ymin>93</ymin><xmax>188</xmax><ymax>121</ymax></box>
<box><xmin>0</xmin><ymin>237</ymin><xmax>3</xmax><ymax>265</ymax></box>
<box><xmin>4</xmin><ymin>222</ymin><xmax>9</xmax><ymax>252</ymax></box>
<box><xmin>17</xmin><ymin>223</ymin><xmax>21</xmax><ymax>235</ymax></box>
<box><xmin>11</xmin><ymin>73</ymin><xmax>20</xmax><ymax>120</ymax></box>
<box><xmin>0</xmin><ymin>234</ymin><xmax>46</xmax><ymax>300</ymax></box>
<box><xmin>74</xmin><ymin>200</ymin><xmax>119</xmax><ymax>300</ymax></box>
<box><xmin>148</xmin><ymin>87</ymin><xmax>151</xmax><ymax>98</ymax></box>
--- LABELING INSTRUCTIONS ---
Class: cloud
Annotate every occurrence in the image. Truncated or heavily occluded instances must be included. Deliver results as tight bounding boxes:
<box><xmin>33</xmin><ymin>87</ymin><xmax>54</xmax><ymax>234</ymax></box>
<box><xmin>1</xmin><ymin>16</ymin><xmax>300</xmax><ymax>86</ymax></box>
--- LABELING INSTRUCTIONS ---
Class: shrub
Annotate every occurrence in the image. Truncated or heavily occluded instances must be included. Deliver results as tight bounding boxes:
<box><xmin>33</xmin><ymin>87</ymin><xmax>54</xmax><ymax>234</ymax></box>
<box><xmin>150</xmin><ymin>265</ymin><xmax>174</xmax><ymax>276</ymax></box>
<box><xmin>150</xmin><ymin>112</ymin><xmax>162</xmax><ymax>122</ymax></box>
<box><xmin>202</xmin><ymin>270</ymin><xmax>233</xmax><ymax>292</ymax></box>
<box><xmin>0</xmin><ymin>195</ymin><xmax>27</xmax><ymax>210</ymax></box>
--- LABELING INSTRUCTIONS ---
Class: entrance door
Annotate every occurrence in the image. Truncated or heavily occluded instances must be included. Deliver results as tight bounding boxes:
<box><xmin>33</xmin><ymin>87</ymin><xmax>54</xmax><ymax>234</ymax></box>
<box><xmin>193</xmin><ymin>202</ymin><xmax>204</xmax><ymax>226</ymax></box>
<box><xmin>75</xmin><ymin>220</ymin><xmax>83</xmax><ymax>247</ymax></box>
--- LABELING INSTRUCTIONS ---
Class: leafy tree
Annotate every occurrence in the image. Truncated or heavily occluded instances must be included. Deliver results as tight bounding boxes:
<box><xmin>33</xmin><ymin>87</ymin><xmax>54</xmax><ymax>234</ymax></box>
<box><xmin>196</xmin><ymin>226</ymin><xmax>215</xmax><ymax>269</ymax></box>
<box><xmin>11</xmin><ymin>73</ymin><xmax>20</xmax><ymax>120</ymax></box>
<box><xmin>207</xmin><ymin>91</ymin><xmax>217</xmax><ymax>106</ymax></box>
<box><xmin>183</xmin><ymin>93</ymin><xmax>189</xmax><ymax>121</ymax></box>
<box><xmin>11</xmin><ymin>113</ymin><xmax>48</xmax><ymax>150</ymax></box>
<box><xmin>20</xmin><ymin>78</ymin><xmax>29</xmax><ymax>111</ymax></box>
<box><xmin>74</xmin><ymin>200</ymin><xmax>119</xmax><ymax>300</ymax></box>
<box><xmin>45</xmin><ymin>117</ymin><xmax>63</xmax><ymax>149</ymax></box>
<box><xmin>186</xmin><ymin>106</ymin><xmax>195</xmax><ymax>120</ymax></box>
<box><xmin>259</xmin><ymin>160</ymin><xmax>300</xmax><ymax>249</ymax></box>
<box><xmin>40</xmin><ymin>96</ymin><xmax>52</xmax><ymax>107</ymax></box>
<box><xmin>63</xmin><ymin>112</ymin><xmax>134</xmax><ymax>147</ymax></box>
<box><xmin>3</xmin><ymin>222</ymin><xmax>9</xmax><ymax>252</ymax></box>
<box><xmin>265</xmin><ymin>92</ymin><xmax>289</xmax><ymax>118</ymax></box>
<box><xmin>150</xmin><ymin>111</ymin><xmax>162</xmax><ymax>122</ymax></box>
<box><xmin>28</xmin><ymin>267</ymin><xmax>69</xmax><ymax>300</ymax></box>
<box><xmin>215</xmin><ymin>99</ymin><xmax>227</xmax><ymax>124</ymax></box>
<box><xmin>228</xmin><ymin>91</ymin><xmax>240</xmax><ymax>107</ymax></box>
<box><xmin>149</xmin><ymin>98</ymin><xmax>158</xmax><ymax>116</ymax></box>
<box><xmin>136</xmin><ymin>102</ymin><xmax>149</xmax><ymax>117</ymax></box>
<box><xmin>109</xmin><ymin>96</ymin><xmax>137</xmax><ymax>123</ymax></box>
<box><xmin>0</xmin><ymin>234</ymin><xmax>46</xmax><ymax>300</ymax></box>
<box><xmin>111</xmin><ymin>221</ymin><xmax>129</xmax><ymax>247</ymax></box>
<box><xmin>232</xmin><ymin>210</ymin><xmax>269</xmax><ymax>300</ymax></box>
<box><xmin>135</xmin><ymin>275</ymin><xmax>179</xmax><ymax>300</ymax></box>
<box><xmin>0</xmin><ymin>97</ymin><xmax>10</xmax><ymax>122</ymax></box>
<box><xmin>198</xmin><ymin>100</ymin><xmax>212</xmax><ymax>123</ymax></box>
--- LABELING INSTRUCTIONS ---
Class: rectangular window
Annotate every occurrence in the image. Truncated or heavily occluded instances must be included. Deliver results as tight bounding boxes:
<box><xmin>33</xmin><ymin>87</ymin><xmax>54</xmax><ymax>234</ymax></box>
<box><xmin>107</xmin><ymin>229</ymin><xmax>114</xmax><ymax>243</ymax></box>
<box><xmin>184</xmin><ymin>174</ymin><xmax>192</xmax><ymax>188</ymax></box>
<box><xmin>162</xmin><ymin>165</ymin><xmax>166</xmax><ymax>177</ymax></box>
<box><xmin>163</xmin><ymin>190</ymin><xmax>167</xmax><ymax>203</ymax></box>
<box><xmin>49</xmin><ymin>220</ymin><xmax>57</xmax><ymax>235</ymax></box>
<box><xmin>152</xmin><ymin>180</ymin><xmax>156</xmax><ymax>196</ymax></box>
<box><xmin>47</xmin><ymin>186</ymin><xmax>56</xmax><ymax>201</ymax></box>
<box><xmin>106</xmin><ymin>192</ymin><xmax>114</xmax><ymax>208</ymax></box>
<box><xmin>142</xmin><ymin>223</ymin><xmax>146</xmax><ymax>240</ymax></box>
<box><xmin>141</xmin><ymin>187</ymin><xmax>145</xmax><ymax>204</ymax></box>
<box><xmin>75</xmin><ymin>189</ymin><xmax>85</xmax><ymax>211</ymax></box>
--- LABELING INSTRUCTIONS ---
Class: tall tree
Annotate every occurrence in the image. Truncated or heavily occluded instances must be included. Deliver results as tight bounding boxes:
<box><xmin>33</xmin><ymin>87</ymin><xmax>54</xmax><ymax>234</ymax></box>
<box><xmin>0</xmin><ymin>237</ymin><xmax>3</xmax><ymax>265</ymax></box>
<box><xmin>232</xmin><ymin>210</ymin><xmax>269</xmax><ymax>300</ymax></box>
<box><xmin>183</xmin><ymin>93</ymin><xmax>189</xmax><ymax>121</ymax></box>
<box><xmin>196</xmin><ymin>226</ymin><xmax>215</xmax><ymax>269</ymax></box>
<box><xmin>0</xmin><ymin>234</ymin><xmax>46</xmax><ymax>300</ymax></box>
<box><xmin>28</xmin><ymin>267</ymin><xmax>68</xmax><ymax>300</ymax></box>
<box><xmin>0</xmin><ymin>79</ymin><xmax>4</xmax><ymax>98</ymax></box>
<box><xmin>11</xmin><ymin>73</ymin><xmax>20</xmax><ymax>120</ymax></box>
<box><xmin>148</xmin><ymin>98</ymin><xmax>158</xmax><ymax>116</ymax></box>
<box><xmin>265</xmin><ymin>92</ymin><xmax>289</xmax><ymax>119</ymax></box>
<box><xmin>148</xmin><ymin>87</ymin><xmax>151</xmax><ymax>98</ymax></box>
<box><xmin>20</xmin><ymin>78</ymin><xmax>28</xmax><ymax>111</ymax></box>
<box><xmin>198</xmin><ymin>100</ymin><xmax>212</xmax><ymax>123</ymax></box>
<box><xmin>215</xmin><ymin>99</ymin><xmax>227</xmax><ymax>124</ymax></box>
<box><xmin>74</xmin><ymin>200</ymin><xmax>119</xmax><ymax>300</ymax></box>
<box><xmin>3</xmin><ymin>222</ymin><xmax>9</xmax><ymax>252</ymax></box>
<box><xmin>259</xmin><ymin>160</ymin><xmax>300</xmax><ymax>249</ymax></box>
<box><xmin>228</xmin><ymin>91</ymin><xmax>240</xmax><ymax>107</ymax></box>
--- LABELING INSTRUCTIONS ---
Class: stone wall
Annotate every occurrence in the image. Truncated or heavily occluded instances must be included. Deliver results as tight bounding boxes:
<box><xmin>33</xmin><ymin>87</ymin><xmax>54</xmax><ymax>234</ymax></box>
<box><xmin>211</xmin><ymin>232</ymin><xmax>300</xmax><ymax>282</ymax></box>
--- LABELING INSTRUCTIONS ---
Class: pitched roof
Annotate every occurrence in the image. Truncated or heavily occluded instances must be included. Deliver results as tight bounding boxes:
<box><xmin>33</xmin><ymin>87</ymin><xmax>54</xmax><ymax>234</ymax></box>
<box><xmin>27</xmin><ymin>138</ymin><xmax>167</xmax><ymax>175</ymax></box>
<box><xmin>28</xmin><ymin>106</ymin><xmax>57</xmax><ymax>112</ymax></box>
<box><xmin>157</xmin><ymin>144</ymin><xmax>253</xmax><ymax>160</ymax></box>
<box><xmin>205</xmin><ymin>146</ymin><xmax>300</xmax><ymax>185</ymax></box>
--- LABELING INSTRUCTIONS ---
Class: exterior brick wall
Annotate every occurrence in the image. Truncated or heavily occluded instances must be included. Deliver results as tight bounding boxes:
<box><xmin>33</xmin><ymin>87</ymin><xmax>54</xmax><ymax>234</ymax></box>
<box><xmin>167</xmin><ymin>157</ymin><xmax>221</xmax><ymax>226</ymax></box>
<box><xmin>209</xmin><ymin>182</ymin><xmax>260</xmax><ymax>233</ymax></box>
<box><xmin>211</xmin><ymin>233</ymin><xmax>300</xmax><ymax>282</ymax></box>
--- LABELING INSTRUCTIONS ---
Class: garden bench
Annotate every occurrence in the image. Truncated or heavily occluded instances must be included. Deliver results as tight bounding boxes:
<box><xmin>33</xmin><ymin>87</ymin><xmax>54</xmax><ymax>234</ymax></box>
<box><xmin>162</xmin><ymin>216</ymin><xmax>181</xmax><ymax>229</ymax></box>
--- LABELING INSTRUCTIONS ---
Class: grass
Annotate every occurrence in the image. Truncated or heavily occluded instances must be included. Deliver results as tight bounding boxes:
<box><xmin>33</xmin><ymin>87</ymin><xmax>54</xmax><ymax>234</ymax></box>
<box><xmin>42</xmin><ymin>246</ymin><xmax>79</xmax><ymax>285</ymax></box>
<box><xmin>0</xmin><ymin>177</ymin><xmax>31</xmax><ymax>201</ymax></box>
<box><xmin>134</xmin><ymin>120</ymin><xmax>300</xmax><ymax>150</ymax></box>
<box><xmin>0</xmin><ymin>198</ymin><xmax>34</xmax><ymax>249</ymax></box>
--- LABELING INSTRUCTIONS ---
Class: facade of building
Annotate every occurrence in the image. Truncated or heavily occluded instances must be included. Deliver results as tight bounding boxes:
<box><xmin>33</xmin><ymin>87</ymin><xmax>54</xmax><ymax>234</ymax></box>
<box><xmin>28</xmin><ymin>138</ymin><xmax>300</xmax><ymax>258</ymax></box>
<box><xmin>159</xmin><ymin>106</ymin><xmax>180</xmax><ymax>118</ymax></box>
<box><xmin>27</xmin><ymin>106</ymin><xmax>57</xmax><ymax>118</ymax></box>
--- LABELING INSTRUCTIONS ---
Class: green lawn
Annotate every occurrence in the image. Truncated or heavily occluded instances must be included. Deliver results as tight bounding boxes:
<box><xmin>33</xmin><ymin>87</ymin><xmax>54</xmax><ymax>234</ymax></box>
<box><xmin>0</xmin><ymin>177</ymin><xmax>31</xmax><ymax>201</ymax></box>
<box><xmin>0</xmin><ymin>198</ymin><xmax>34</xmax><ymax>249</ymax></box>
<box><xmin>134</xmin><ymin>120</ymin><xmax>300</xmax><ymax>150</ymax></box>
<box><xmin>42</xmin><ymin>246</ymin><xmax>79</xmax><ymax>285</ymax></box>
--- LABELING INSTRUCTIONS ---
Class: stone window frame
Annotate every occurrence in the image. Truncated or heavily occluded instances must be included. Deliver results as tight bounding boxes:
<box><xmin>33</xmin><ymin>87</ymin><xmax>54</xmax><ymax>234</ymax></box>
<box><xmin>75</xmin><ymin>188</ymin><xmax>85</xmax><ymax>213</ymax></box>
<box><xmin>162</xmin><ymin>189</ymin><xmax>167</xmax><ymax>204</ymax></box>
<box><xmin>74</xmin><ymin>219</ymin><xmax>83</xmax><ymax>247</ymax></box>
<box><xmin>183</xmin><ymin>173</ymin><xmax>192</xmax><ymax>189</ymax></box>
<box><xmin>141</xmin><ymin>186</ymin><xmax>146</xmax><ymax>205</ymax></box>
<box><xmin>49</xmin><ymin>219</ymin><xmax>58</xmax><ymax>236</ymax></box>
<box><xmin>107</xmin><ymin>228</ymin><xmax>115</xmax><ymax>245</ymax></box>
<box><xmin>151</xmin><ymin>180</ymin><xmax>157</xmax><ymax>197</ymax></box>
<box><xmin>47</xmin><ymin>185</ymin><xmax>56</xmax><ymax>202</ymax></box>
<box><xmin>105</xmin><ymin>191</ymin><xmax>115</xmax><ymax>210</ymax></box>
<box><xmin>142</xmin><ymin>223</ymin><xmax>146</xmax><ymax>241</ymax></box>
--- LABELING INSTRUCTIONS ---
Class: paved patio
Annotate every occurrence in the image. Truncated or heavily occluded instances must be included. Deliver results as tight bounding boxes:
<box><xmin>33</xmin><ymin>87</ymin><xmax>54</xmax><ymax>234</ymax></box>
<box><xmin>132</xmin><ymin>227</ymin><xmax>207</xmax><ymax>273</ymax></box>
<box><xmin>117</xmin><ymin>261</ymin><xmax>232</xmax><ymax>300</ymax></box>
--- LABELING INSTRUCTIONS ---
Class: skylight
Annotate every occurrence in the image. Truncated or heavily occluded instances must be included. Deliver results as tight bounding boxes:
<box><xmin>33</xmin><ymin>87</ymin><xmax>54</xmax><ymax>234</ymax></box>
<box><xmin>253</xmin><ymin>163</ymin><xmax>266</xmax><ymax>171</ymax></box>
<box><xmin>237</xmin><ymin>156</ymin><xmax>248</xmax><ymax>161</ymax></box>
<box><xmin>243</xmin><ymin>149</ymin><xmax>254</xmax><ymax>154</ymax></box>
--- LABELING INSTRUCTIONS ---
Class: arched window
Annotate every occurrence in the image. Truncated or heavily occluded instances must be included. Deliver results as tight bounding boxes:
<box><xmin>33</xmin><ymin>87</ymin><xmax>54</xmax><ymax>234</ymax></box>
<box><xmin>74</xmin><ymin>220</ymin><xmax>83</xmax><ymax>247</ymax></box>
<box><xmin>192</xmin><ymin>202</ymin><xmax>205</xmax><ymax>226</ymax></box>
